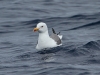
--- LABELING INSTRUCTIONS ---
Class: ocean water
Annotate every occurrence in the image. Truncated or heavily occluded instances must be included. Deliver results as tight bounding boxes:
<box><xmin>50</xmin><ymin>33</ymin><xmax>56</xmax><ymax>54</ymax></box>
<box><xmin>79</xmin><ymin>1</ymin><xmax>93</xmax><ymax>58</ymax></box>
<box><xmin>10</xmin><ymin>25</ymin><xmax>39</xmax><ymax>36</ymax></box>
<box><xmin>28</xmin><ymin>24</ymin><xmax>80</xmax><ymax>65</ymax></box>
<box><xmin>0</xmin><ymin>0</ymin><xmax>100</xmax><ymax>75</ymax></box>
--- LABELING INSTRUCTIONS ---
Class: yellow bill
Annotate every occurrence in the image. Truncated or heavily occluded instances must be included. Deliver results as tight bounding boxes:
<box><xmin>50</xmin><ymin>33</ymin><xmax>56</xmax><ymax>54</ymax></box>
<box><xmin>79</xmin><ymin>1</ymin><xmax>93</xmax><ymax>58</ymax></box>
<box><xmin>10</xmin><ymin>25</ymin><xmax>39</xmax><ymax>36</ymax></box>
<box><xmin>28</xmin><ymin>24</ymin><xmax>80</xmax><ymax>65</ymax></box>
<box><xmin>33</xmin><ymin>27</ymin><xmax>39</xmax><ymax>32</ymax></box>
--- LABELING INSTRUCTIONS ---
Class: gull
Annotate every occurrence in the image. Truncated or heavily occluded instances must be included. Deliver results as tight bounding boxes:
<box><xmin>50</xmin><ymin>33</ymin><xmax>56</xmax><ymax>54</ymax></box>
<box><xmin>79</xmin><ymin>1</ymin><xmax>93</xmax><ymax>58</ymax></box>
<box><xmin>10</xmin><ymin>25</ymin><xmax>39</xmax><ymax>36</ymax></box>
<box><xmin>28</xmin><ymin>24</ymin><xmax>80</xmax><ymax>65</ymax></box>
<box><xmin>33</xmin><ymin>22</ymin><xmax>62</xmax><ymax>50</ymax></box>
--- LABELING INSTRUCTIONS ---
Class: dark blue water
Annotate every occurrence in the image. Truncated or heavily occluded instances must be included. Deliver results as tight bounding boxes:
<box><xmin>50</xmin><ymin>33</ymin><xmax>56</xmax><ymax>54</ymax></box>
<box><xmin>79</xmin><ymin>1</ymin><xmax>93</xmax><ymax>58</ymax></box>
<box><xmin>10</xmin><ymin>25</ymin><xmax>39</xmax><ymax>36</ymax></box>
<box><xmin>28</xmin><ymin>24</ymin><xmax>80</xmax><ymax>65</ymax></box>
<box><xmin>0</xmin><ymin>0</ymin><xmax>100</xmax><ymax>75</ymax></box>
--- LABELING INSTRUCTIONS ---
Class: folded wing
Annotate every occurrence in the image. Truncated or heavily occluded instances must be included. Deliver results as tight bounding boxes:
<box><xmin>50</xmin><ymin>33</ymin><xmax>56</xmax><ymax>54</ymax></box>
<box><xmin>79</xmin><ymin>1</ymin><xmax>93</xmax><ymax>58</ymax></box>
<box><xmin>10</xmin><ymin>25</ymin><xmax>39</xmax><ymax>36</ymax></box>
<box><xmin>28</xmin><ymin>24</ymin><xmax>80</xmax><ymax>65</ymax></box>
<box><xmin>50</xmin><ymin>28</ymin><xmax>62</xmax><ymax>45</ymax></box>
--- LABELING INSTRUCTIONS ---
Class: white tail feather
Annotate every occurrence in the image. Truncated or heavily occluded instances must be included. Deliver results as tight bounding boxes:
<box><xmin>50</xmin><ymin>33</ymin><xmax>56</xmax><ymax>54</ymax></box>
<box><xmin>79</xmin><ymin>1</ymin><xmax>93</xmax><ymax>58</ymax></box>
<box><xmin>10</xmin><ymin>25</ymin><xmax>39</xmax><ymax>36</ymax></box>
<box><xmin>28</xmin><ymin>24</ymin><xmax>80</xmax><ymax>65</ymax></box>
<box><xmin>58</xmin><ymin>35</ymin><xmax>63</xmax><ymax>40</ymax></box>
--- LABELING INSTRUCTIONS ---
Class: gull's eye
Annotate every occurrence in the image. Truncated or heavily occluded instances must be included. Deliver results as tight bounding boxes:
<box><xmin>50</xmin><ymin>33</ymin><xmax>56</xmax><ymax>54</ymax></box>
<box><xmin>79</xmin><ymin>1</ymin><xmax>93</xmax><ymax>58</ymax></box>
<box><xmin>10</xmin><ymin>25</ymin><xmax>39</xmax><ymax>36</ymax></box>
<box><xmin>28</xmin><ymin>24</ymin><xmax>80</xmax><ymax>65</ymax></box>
<box><xmin>41</xmin><ymin>26</ymin><xmax>43</xmax><ymax>27</ymax></box>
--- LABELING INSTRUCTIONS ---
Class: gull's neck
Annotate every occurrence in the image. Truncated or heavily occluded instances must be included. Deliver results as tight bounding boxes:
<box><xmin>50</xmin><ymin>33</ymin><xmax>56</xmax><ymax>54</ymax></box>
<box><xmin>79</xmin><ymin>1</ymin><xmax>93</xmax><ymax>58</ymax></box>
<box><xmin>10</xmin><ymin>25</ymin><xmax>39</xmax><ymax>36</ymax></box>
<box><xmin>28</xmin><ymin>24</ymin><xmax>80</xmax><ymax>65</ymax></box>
<box><xmin>39</xmin><ymin>31</ymin><xmax>50</xmax><ymax>38</ymax></box>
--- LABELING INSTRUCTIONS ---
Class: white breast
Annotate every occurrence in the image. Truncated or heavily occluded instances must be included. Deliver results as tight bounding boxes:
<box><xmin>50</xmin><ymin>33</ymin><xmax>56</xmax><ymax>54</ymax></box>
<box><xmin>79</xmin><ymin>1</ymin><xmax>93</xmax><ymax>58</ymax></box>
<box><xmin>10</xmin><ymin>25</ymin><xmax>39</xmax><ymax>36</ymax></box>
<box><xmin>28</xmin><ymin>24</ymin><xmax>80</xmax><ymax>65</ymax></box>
<box><xmin>36</xmin><ymin>32</ymin><xmax>57</xmax><ymax>50</ymax></box>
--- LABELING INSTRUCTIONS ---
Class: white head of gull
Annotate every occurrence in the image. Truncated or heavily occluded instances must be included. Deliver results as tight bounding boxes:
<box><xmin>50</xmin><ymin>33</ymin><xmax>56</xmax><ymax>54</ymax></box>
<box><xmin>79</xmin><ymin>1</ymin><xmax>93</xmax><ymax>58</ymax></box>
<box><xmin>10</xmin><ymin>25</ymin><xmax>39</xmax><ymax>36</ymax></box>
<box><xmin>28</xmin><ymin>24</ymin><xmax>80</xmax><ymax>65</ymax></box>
<box><xmin>33</xmin><ymin>22</ymin><xmax>62</xmax><ymax>50</ymax></box>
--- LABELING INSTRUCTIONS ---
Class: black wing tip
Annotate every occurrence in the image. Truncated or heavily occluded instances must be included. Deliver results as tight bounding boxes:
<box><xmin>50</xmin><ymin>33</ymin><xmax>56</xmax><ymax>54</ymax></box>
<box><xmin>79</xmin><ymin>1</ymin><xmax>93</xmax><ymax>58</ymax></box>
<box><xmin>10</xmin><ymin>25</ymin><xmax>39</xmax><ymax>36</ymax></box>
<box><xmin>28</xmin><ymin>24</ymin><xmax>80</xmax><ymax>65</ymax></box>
<box><xmin>57</xmin><ymin>32</ymin><xmax>60</xmax><ymax>35</ymax></box>
<box><xmin>52</xmin><ymin>28</ymin><xmax>56</xmax><ymax>34</ymax></box>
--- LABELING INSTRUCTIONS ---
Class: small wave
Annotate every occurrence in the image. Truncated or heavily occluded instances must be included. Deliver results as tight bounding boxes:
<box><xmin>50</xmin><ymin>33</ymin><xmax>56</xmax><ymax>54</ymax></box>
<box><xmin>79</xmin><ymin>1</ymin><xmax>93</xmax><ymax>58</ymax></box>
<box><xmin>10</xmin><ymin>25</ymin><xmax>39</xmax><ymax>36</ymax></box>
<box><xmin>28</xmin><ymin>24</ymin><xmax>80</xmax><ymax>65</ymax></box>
<box><xmin>68</xmin><ymin>40</ymin><xmax>100</xmax><ymax>56</ymax></box>
<box><xmin>34</xmin><ymin>9</ymin><xmax>48</xmax><ymax>13</ymax></box>
<box><xmin>69</xmin><ymin>13</ymin><xmax>100</xmax><ymax>20</ymax></box>
<box><xmin>83</xmin><ymin>40</ymin><xmax>100</xmax><ymax>50</ymax></box>
<box><xmin>23</xmin><ymin>19</ymin><xmax>42</xmax><ymax>26</ymax></box>
<box><xmin>17</xmin><ymin>52</ymin><xmax>35</xmax><ymax>59</ymax></box>
<box><xmin>69</xmin><ymin>14</ymin><xmax>87</xmax><ymax>19</ymax></box>
<box><xmin>63</xmin><ymin>40</ymin><xmax>100</xmax><ymax>56</ymax></box>
<box><xmin>66</xmin><ymin>48</ymin><xmax>89</xmax><ymax>56</ymax></box>
<box><xmin>21</xmin><ymin>16</ymin><xmax>67</xmax><ymax>25</ymax></box>
<box><xmin>68</xmin><ymin>20</ymin><xmax>100</xmax><ymax>30</ymax></box>
<box><xmin>0</xmin><ymin>31</ymin><xmax>14</xmax><ymax>34</ymax></box>
<box><xmin>2</xmin><ymin>25</ymin><xmax>13</xmax><ymax>27</ymax></box>
<box><xmin>37</xmin><ymin>46</ymin><xmax>64</xmax><ymax>54</ymax></box>
<box><xmin>78</xmin><ymin>72</ymin><xmax>90</xmax><ymax>75</ymax></box>
<box><xmin>87</xmin><ymin>59</ymin><xmax>100</xmax><ymax>64</ymax></box>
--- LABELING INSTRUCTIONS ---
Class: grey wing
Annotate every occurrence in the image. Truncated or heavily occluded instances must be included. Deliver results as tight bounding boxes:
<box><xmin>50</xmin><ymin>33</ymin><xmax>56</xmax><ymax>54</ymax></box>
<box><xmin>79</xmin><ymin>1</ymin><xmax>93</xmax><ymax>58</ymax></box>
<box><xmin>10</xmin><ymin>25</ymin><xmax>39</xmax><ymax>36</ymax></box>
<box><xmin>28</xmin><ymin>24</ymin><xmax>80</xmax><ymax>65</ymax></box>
<box><xmin>50</xmin><ymin>28</ymin><xmax>61</xmax><ymax>45</ymax></box>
